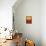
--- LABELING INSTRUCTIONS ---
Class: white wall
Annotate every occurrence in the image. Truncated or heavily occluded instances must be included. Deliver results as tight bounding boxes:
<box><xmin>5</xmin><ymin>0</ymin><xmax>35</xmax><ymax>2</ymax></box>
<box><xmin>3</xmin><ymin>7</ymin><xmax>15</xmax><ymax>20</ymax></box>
<box><xmin>0</xmin><ymin>0</ymin><xmax>16</xmax><ymax>30</ymax></box>
<box><xmin>13</xmin><ymin>0</ymin><xmax>41</xmax><ymax>46</ymax></box>
<box><xmin>41</xmin><ymin>0</ymin><xmax>46</xmax><ymax>46</ymax></box>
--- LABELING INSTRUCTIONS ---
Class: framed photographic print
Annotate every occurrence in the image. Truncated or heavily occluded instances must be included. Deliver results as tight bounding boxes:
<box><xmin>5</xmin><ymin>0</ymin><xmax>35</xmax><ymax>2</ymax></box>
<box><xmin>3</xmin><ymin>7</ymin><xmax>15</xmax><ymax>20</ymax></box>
<box><xmin>26</xmin><ymin>16</ymin><xmax>32</xmax><ymax>24</ymax></box>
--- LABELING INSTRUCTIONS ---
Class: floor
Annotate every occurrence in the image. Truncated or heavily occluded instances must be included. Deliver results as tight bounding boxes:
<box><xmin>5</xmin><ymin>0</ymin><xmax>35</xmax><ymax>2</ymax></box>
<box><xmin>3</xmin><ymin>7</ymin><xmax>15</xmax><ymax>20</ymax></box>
<box><xmin>0</xmin><ymin>39</ymin><xmax>16</xmax><ymax>46</ymax></box>
<box><xmin>0</xmin><ymin>39</ymin><xmax>24</xmax><ymax>46</ymax></box>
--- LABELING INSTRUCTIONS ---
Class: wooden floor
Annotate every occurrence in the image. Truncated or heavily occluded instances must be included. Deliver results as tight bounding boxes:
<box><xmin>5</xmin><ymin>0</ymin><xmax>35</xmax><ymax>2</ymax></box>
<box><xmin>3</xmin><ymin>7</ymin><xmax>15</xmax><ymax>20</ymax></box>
<box><xmin>0</xmin><ymin>39</ymin><xmax>24</xmax><ymax>46</ymax></box>
<box><xmin>0</xmin><ymin>39</ymin><xmax>16</xmax><ymax>46</ymax></box>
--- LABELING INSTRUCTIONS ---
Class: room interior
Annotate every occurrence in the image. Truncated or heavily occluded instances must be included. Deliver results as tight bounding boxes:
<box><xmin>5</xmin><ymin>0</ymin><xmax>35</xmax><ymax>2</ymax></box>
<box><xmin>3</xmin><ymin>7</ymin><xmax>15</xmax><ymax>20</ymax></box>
<box><xmin>0</xmin><ymin>0</ymin><xmax>46</xmax><ymax>46</ymax></box>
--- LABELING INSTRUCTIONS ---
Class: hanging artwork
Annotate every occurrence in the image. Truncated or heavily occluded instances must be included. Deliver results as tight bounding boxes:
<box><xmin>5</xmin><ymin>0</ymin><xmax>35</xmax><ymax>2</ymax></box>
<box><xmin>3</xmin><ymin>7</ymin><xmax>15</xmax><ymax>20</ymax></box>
<box><xmin>26</xmin><ymin>16</ymin><xmax>32</xmax><ymax>24</ymax></box>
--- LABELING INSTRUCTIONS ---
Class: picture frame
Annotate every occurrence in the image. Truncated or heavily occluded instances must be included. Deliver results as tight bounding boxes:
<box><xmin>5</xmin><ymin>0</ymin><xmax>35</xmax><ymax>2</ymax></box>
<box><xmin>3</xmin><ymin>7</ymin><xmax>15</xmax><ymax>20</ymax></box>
<box><xmin>26</xmin><ymin>16</ymin><xmax>32</xmax><ymax>24</ymax></box>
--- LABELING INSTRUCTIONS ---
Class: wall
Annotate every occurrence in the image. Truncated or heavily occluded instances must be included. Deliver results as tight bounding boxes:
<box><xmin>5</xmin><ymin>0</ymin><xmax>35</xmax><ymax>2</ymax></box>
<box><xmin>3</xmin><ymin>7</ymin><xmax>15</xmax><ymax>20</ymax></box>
<box><xmin>41</xmin><ymin>0</ymin><xmax>46</xmax><ymax>46</ymax></box>
<box><xmin>13</xmin><ymin>0</ymin><xmax>41</xmax><ymax>46</ymax></box>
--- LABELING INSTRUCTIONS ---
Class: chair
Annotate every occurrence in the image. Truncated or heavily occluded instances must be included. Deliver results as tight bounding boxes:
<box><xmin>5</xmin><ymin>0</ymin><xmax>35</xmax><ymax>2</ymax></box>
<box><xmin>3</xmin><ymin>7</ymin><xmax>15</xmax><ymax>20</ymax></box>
<box><xmin>25</xmin><ymin>40</ymin><xmax>35</xmax><ymax>46</ymax></box>
<box><xmin>15</xmin><ymin>33</ymin><xmax>23</xmax><ymax>46</ymax></box>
